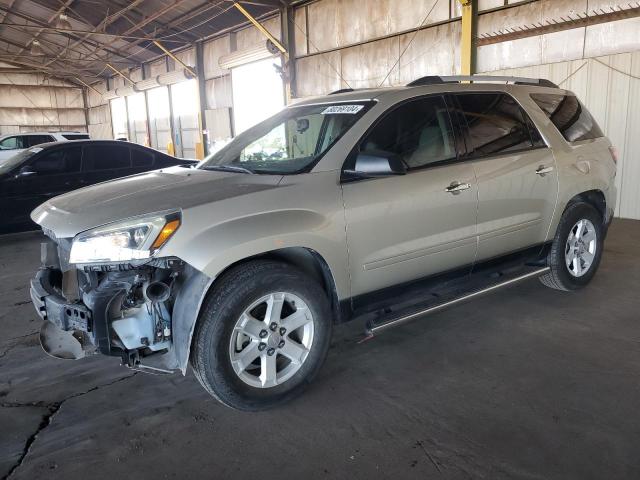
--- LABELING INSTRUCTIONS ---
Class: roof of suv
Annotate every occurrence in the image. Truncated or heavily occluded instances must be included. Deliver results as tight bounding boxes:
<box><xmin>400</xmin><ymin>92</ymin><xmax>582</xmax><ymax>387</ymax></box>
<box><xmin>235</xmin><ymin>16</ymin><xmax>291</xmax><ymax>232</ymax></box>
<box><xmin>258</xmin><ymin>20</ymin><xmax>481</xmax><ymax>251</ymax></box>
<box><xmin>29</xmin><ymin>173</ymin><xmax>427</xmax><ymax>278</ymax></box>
<box><xmin>291</xmin><ymin>76</ymin><xmax>569</xmax><ymax>108</ymax></box>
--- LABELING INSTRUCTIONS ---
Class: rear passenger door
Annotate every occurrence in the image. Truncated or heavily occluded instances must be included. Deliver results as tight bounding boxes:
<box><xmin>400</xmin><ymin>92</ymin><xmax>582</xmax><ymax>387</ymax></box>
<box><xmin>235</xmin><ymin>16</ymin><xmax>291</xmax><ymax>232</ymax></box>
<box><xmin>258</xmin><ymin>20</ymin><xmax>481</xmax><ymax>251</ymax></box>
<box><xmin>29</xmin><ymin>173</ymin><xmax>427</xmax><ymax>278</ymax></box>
<box><xmin>342</xmin><ymin>95</ymin><xmax>478</xmax><ymax>302</ymax></box>
<box><xmin>81</xmin><ymin>143</ymin><xmax>132</xmax><ymax>186</ymax></box>
<box><xmin>453</xmin><ymin>92</ymin><xmax>558</xmax><ymax>261</ymax></box>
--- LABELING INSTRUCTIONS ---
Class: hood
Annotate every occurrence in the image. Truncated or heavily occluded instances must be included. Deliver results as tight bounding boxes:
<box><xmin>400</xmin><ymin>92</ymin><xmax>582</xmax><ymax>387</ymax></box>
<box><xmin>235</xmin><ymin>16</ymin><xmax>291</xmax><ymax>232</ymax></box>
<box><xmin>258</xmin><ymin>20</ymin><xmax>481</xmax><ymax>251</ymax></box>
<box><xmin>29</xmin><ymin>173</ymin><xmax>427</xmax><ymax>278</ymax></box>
<box><xmin>31</xmin><ymin>166</ymin><xmax>283</xmax><ymax>238</ymax></box>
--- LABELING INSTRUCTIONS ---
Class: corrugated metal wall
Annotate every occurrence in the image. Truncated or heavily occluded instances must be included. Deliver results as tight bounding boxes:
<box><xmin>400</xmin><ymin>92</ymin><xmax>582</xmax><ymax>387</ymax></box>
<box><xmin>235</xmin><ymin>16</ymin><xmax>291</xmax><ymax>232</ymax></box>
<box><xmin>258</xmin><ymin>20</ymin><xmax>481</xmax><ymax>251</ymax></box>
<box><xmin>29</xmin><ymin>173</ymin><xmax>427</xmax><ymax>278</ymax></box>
<box><xmin>0</xmin><ymin>70</ymin><xmax>87</xmax><ymax>134</ymax></box>
<box><xmin>79</xmin><ymin>0</ymin><xmax>640</xmax><ymax>219</ymax></box>
<box><xmin>482</xmin><ymin>52</ymin><xmax>640</xmax><ymax>220</ymax></box>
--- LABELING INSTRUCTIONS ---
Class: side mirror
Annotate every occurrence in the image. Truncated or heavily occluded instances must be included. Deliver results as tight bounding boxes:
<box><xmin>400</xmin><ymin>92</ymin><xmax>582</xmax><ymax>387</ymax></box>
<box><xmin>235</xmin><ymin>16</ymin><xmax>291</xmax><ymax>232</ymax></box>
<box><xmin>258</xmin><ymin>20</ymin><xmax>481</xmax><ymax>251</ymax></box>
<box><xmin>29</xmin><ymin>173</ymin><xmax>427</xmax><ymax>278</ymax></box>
<box><xmin>343</xmin><ymin>150</ymin><xmax>406</xmax><ymax>181</ymax></box>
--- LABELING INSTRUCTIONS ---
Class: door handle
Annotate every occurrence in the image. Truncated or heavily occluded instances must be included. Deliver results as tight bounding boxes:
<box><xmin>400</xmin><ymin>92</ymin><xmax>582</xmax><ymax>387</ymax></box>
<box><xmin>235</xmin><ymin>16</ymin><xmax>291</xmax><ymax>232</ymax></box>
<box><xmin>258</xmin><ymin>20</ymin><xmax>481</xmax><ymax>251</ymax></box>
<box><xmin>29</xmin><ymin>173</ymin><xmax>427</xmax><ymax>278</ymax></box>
<box><xmin>535</xmin><ymin>165</ymin><xmax>554</xmax><ymax>176</ymax></box>
<box><xmin>445</xmin><ymin>182</ymin><xmax>471</xmax><ymax>194</ymax></box>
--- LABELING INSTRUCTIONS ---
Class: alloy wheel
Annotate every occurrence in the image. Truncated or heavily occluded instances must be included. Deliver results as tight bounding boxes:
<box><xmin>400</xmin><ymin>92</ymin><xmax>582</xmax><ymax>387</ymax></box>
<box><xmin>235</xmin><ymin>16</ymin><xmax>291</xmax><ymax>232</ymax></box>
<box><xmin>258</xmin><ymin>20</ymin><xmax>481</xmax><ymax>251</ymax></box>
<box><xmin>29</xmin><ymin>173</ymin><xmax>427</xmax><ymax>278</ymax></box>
<box><xmin>228</xmin><ymin>292</ymin><xmax>315</xmax><ymax>388</ymax></box>
<box><xmin>565</xmin><ymin>218</ymin><xmax>597</xmax><ymax>278</ymax></box>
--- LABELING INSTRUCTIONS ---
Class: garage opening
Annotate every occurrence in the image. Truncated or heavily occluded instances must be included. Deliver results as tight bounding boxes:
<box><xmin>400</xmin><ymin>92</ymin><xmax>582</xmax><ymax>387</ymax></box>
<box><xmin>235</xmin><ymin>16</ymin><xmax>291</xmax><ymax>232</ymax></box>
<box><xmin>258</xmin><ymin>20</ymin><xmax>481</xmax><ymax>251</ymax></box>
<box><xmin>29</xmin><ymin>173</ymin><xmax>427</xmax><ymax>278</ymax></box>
<box><xmin>231</xmin><ymin>56</ymin><xmax>285</xmax><ymax>135</ymax></box>
<box><xmin>170</xmin><ymin>79</ymin><xmax>200</xmax><ymax>159</ymax></box>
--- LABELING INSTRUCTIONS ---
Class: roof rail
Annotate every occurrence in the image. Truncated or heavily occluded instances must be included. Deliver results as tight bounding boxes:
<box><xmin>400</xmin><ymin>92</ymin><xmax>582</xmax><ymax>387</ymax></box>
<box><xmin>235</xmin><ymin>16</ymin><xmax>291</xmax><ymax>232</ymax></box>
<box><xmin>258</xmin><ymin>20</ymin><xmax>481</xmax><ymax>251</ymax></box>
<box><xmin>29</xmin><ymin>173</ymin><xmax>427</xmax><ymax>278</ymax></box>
<box><xmin>406</xmin><ymin>76</ymin><xmax>458</xmax><ymax>86</ymax></box>
<box><xmin>329</xmin><ymin>88</ymin><xmax>355</xmax><ymax>95</ymax></box>
<box><xmin>407</xmin><ymin>75</ymin><xmax>558</xmax><ymax>88</ymax></box>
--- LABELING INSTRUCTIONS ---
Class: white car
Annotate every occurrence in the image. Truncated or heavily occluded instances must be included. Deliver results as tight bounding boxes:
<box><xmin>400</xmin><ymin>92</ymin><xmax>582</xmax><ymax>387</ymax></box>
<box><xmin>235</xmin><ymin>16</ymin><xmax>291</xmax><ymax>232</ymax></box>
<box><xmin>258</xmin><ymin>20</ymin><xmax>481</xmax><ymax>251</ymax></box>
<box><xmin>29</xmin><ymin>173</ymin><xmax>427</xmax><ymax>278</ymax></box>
<box><xmin>0</xmin><ymin>131</ymin><xmax>90</xmax><ymax>162</ymax></box>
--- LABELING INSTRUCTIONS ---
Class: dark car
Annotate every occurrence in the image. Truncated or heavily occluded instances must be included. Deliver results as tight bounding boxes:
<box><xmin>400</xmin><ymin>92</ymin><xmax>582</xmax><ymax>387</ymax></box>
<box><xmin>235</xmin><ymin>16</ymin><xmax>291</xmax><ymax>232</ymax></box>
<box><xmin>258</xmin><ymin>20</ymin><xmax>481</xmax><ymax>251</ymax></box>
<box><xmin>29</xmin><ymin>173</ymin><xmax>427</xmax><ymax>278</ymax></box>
<box><xmin>0</xmin><ymin>140</ymin><xmax>195</xmax><ymax>234</ymax></box>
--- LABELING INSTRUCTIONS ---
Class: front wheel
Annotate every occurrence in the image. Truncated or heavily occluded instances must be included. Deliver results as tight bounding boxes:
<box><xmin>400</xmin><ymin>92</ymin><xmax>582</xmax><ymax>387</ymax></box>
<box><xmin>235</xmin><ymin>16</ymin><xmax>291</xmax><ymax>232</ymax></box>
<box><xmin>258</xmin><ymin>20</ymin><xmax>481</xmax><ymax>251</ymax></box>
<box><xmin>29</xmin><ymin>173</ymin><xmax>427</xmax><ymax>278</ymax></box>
<box><xmin>191</xmin><ymin>261</ymin><xmax>332</xmax><ymax>411</ymax></box>
<box><xmin>539</xmin><ymin>202</ymin><xmax>604</xmax><ymax>291</ymax></box>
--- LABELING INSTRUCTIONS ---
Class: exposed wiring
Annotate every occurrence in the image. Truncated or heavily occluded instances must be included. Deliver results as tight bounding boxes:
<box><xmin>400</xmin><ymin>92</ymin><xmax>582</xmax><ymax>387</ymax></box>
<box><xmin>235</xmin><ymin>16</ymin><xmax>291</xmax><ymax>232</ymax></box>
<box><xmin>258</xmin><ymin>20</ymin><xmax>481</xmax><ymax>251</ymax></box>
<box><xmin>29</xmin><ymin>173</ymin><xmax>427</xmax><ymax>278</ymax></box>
<box><xmin>557</xmin><ymin>61</ymin><xmax>588</xmax><ymax>86</ymax></box>
<box><xmin>378</xmin><ymin>0</ymin><xmax>440</xmax><ymax>87</ymax></box>
<box><xmin>593</xmin><ymin>57</ymin><xmax>640</xmax><ymax>81</ymax></box>
<box><xmin>156</xmin><ymin>1</ymin><xmax>234</xmax><ymax>40</ymax></box>
<box><xmin>286</xmin><ymin>8</ymin><xmax>352</xmax><ymax>90</ymax></box>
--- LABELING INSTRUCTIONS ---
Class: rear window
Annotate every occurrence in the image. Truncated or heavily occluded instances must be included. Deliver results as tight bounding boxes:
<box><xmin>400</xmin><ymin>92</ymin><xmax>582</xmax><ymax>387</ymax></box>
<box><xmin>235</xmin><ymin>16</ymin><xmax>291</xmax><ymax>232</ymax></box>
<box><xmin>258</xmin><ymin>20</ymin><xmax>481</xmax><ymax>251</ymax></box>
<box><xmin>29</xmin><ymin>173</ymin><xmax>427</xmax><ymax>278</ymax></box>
<box><xmin>530</xmin><ymin>93</ymin><xmax>604</xmax><ymax>142</ymax></box>
<box><xmin>62</xmin><ymin>134</ymin><xmax>90</xmax><ymax>140</ymax></box>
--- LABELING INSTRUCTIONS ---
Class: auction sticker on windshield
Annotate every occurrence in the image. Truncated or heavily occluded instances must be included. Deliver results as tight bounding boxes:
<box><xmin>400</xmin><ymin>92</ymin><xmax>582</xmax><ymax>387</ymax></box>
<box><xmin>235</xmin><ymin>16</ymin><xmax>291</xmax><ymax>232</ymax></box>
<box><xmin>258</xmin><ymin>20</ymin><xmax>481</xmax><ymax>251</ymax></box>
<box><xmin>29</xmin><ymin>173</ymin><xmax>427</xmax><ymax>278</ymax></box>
<box><xmin>321</xmin><ymin>105</ymin><xmax>364</xmax><ymax>115</ymax></box>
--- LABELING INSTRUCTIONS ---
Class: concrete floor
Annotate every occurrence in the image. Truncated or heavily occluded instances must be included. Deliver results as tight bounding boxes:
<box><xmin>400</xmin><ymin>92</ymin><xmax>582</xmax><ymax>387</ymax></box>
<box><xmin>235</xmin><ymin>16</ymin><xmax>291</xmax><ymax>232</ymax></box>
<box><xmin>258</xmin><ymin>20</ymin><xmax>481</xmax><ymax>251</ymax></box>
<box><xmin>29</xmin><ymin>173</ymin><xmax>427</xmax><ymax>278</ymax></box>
<box><xmin>1</xmin><ymin>220</ymin><xmax>639</xmax><ymax>480</ymax></box>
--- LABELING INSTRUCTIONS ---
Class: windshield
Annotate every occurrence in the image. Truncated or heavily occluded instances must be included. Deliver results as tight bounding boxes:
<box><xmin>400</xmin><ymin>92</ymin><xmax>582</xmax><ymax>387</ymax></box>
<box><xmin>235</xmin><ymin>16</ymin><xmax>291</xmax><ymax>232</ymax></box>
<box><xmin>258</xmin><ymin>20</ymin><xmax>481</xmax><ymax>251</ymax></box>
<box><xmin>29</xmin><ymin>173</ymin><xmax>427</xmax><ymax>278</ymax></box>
<box><xmin>198</xmin><ymin>102</ymin><xmax>372</xmax><ymax>174</ymax></box>
<box><xmin>0</xmin><ymin>148</ymin><xmax>39</xmax><ymax>175</ymax></box>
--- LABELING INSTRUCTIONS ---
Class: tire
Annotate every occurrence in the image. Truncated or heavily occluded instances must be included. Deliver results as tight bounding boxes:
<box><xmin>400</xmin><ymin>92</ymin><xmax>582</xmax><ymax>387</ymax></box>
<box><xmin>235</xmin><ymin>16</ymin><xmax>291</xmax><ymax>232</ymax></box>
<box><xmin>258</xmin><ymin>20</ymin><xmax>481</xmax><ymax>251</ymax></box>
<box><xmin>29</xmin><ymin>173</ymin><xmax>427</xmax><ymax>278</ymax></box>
<box><xmin>539</xmin><ymin>202</ymin><xmax>604</xmax><ymax>291</ymax></box>
<box><xmin>191</xmin><ymin>260</ymin><xmax>332</xmax><ymax>411</ymax></box>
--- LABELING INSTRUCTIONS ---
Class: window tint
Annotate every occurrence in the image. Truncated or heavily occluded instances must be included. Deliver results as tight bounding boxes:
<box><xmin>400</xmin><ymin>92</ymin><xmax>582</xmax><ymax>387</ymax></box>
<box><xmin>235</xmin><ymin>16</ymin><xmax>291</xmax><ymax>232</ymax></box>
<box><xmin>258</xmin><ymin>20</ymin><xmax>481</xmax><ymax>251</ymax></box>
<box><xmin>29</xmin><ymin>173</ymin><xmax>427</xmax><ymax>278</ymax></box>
<box><xmin>456</xmin><ymin>93</ymin><xmax>534</xmax><ymax>157</ymax></box>
<box><xmin>83</xmin><ymin>144</ymin><xmax>131</xmax><ymax>171</ymax></box>
<box><xmin>62</xmin><ymin>134</ymin><xmax>90</xmax><ymax>140</ymax></box>
<box><xmin>131</xmin><ymin>148</ymin><xmax>154</xmax><ymax>168</ymax></box>
<box><xmin>29</xmin><ymin>146</ymin><xmax>82</xmax><ymax>174</ymax></box>
<box><xmin>0</xmin><ymin>136</ymin><xmax>23</xmax><ymax>149</ymax></box>
<box><xmin>530</xmin><ymin>93</ymin><xmax>604</xmax><ymax>142</ymax></box>
<box><xmin>25</xmin><ymin>135</ymin><xmax>54</xmax><ymax>147</ymax></box>
<box><xmin>361</xmin><ymin>96</ymin><xmax>456</xmax><ymax>169</ymax></box>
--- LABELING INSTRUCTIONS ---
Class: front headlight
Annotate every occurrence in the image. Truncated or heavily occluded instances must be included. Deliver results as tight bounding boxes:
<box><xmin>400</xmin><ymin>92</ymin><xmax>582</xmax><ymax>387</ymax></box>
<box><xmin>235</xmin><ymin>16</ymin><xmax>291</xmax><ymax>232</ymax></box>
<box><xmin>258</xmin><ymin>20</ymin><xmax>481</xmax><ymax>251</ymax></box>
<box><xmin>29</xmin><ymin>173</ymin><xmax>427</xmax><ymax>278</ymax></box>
<box><xmin>69</xmin><ymin>211</ymin><xmax>181</xmax><ymax>264</ymax></box>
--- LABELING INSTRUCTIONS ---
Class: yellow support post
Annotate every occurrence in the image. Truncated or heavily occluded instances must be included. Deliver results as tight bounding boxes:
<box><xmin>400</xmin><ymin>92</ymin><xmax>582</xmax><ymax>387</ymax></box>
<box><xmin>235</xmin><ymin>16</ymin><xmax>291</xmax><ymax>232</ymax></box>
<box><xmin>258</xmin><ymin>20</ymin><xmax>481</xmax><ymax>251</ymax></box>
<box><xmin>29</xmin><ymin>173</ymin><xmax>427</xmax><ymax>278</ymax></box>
<box><xmin>458</xmin><ymin>0</ymin><xmax>476</xmax><ymax>76</ymax></box>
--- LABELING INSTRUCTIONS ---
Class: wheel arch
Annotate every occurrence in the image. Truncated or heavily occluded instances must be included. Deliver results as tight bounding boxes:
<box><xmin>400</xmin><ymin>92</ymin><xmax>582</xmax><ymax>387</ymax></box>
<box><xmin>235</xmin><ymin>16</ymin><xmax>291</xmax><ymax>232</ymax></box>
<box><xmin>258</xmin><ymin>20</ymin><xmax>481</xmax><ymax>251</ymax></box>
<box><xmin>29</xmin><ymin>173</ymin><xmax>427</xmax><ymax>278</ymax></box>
<box><xmin>566</xmin><ymin>189</ymin><xmax>609</xmax><ymax>224</ymax></box>
<box><xmin>174</xmin><ymin>247</ymin><xmax>343</xmax><ymax>375</ymax></box>
<box><xmin>216</xmin><ymin>246</ymin><xmax>343</xmax><ymax>324</ymax></box>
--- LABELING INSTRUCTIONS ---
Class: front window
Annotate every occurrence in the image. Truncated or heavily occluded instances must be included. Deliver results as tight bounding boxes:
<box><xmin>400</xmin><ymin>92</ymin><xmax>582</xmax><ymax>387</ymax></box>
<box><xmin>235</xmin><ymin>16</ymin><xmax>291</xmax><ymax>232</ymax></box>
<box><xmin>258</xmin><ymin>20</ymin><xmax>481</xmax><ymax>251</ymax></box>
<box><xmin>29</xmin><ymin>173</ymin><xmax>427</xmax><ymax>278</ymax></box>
<box><xmin>198</xmin><ymin>102</ymin><xmax>373</xmax><ymax>174</ymax></box>
<box><xmin>0</xmin><ymin>148</ymin><xmax>39</xmax><ymax>175</ymax></box>
<box><xmin>0</xmin><ymin>136</ymin><xmax>23</xmax><ymax>150</ymax></box>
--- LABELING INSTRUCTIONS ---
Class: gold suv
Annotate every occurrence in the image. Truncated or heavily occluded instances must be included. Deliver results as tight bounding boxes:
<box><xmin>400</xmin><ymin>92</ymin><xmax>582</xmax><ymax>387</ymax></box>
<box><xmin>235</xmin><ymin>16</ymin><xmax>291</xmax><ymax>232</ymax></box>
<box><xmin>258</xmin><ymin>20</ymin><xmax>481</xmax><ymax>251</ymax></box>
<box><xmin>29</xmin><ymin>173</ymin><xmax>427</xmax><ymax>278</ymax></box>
<box><xmin>30</xmin><ymin>76</ymin><xmax>617</xmax><ymax>410</ymax></box>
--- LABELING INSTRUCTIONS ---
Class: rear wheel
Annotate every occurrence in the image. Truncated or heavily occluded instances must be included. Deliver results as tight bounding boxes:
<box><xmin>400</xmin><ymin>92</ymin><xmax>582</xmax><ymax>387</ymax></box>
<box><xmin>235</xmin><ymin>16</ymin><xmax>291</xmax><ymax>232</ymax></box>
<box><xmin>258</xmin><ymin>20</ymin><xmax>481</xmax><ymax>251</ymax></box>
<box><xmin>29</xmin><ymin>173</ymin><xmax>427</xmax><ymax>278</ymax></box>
<box><xmin>539</xmin><ymin>202</ymin><xmax>604</xmax><ymax>291</ymax></box>
<box><xmin>191</xmin><ymin>261</ymin><xmax>332</xmax><ymax>411</ymax></box>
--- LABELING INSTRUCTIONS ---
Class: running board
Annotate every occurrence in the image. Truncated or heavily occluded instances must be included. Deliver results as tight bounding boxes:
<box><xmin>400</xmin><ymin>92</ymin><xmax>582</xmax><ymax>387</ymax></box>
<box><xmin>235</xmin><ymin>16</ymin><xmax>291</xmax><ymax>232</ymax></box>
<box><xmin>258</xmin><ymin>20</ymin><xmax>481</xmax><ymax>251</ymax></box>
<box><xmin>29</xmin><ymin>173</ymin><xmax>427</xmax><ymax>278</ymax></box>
<box><xmin>365</xmin><ymin>267</ymin><xmax>550</xmax><ymax>336</ymax></box>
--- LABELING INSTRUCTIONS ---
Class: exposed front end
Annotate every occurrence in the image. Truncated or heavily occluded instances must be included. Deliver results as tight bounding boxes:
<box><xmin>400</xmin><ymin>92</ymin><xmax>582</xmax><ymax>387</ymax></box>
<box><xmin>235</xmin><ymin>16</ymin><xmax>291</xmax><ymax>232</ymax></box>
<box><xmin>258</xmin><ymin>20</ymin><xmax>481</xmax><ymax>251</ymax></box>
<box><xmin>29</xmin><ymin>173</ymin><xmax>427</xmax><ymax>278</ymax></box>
<box><xmin>29</xmin><ymin>216</ymin><xmax>210</xmax><ymax>375</ymax></box>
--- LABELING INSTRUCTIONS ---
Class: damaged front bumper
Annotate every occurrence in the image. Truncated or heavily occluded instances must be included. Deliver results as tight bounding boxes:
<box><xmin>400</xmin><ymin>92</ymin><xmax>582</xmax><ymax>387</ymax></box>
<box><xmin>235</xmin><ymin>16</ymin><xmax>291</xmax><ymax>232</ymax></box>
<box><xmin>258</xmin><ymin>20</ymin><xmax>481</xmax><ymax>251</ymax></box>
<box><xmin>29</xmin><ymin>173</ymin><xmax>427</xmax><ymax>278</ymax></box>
<box><xmin>30</xmin><ymin>238</ymin><xmax>212</xmax><ymax>374</ymax></box>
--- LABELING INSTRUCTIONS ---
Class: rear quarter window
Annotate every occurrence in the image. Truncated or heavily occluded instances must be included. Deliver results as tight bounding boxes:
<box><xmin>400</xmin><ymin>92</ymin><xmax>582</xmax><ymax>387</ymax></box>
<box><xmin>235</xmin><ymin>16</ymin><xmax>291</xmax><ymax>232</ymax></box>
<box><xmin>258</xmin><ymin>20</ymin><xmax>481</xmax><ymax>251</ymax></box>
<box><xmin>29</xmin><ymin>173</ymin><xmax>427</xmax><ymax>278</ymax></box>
<box><xmin>530</xmin><ymin>93</ymin><xmax>604</xmax><ymax>142</ymax></box>
<box><xmin>131</xmin><ymin>148</ymin><xmax>154</xmax><ymax>167</ymax></box>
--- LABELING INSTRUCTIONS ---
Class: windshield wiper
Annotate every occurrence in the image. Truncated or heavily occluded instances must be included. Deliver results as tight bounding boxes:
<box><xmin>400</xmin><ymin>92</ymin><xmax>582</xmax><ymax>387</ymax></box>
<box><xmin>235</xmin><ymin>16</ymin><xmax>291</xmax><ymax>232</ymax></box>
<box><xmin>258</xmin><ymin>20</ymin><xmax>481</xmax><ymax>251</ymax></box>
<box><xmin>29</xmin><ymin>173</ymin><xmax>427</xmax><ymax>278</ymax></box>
<box><xmin>201</xmin><ymin>165</ymin><xmax>254</xmax><ymax>174</ymax></box>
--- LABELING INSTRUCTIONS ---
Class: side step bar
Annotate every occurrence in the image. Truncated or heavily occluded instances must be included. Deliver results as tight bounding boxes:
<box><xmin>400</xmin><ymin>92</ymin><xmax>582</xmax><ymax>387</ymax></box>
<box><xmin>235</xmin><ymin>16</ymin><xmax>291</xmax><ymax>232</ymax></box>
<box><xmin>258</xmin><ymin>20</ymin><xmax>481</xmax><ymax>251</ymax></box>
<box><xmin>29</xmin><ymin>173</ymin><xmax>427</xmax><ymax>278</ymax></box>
<box><xmin>365</xmin><ymin>267</ymin><xmax>550</xmax><ymax>336</ymax></box>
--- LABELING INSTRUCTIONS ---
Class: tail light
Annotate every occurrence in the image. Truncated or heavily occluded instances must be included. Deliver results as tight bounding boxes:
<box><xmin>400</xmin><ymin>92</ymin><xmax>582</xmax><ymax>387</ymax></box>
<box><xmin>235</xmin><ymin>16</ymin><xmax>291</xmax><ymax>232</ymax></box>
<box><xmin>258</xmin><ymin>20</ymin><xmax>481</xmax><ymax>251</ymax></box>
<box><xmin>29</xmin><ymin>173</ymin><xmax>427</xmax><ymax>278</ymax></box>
<box><xmin>608</xmin><ymin>146</ymin><xmax>619</xmax><ymax>166</ymax></box>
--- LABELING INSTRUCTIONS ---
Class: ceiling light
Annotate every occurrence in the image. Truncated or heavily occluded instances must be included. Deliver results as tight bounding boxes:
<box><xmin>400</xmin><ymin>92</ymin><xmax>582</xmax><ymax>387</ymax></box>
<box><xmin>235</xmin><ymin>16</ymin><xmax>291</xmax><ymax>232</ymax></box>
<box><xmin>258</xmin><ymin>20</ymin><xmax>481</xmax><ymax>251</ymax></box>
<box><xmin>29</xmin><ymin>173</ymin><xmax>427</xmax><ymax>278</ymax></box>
<box><xmin>55</xmin><ymin>13</ymin><xmax>72</xmax><ymax>30</ymax></box>
<box><xmin>29</xmin><ymin>39</ymin><xmax>44</xmax><ymax>56</ymax></box>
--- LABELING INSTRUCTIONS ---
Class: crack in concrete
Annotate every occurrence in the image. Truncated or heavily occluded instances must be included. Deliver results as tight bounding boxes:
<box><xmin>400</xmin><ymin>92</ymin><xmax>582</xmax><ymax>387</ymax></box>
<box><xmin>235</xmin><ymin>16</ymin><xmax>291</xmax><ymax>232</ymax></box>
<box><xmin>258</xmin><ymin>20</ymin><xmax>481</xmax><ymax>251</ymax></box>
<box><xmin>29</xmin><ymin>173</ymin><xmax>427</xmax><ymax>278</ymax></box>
<box><xmin>0</xmin><ymin>343</ymin><xmax>20</xmax><ymax>360</ymax></box>
<box><xmin>7</xmin><ymin>332</ymin><xmax>39</xmax><ymax>342</ymax></box>
<box><xmin>1</xmin><ymin>372</ymin><xmax>138</xmax><ymax>480</ymax></box>
<box><xmin>0</xmin><ymin>333</ymin><xmax>38</xmax><ymax>360</ymax></box>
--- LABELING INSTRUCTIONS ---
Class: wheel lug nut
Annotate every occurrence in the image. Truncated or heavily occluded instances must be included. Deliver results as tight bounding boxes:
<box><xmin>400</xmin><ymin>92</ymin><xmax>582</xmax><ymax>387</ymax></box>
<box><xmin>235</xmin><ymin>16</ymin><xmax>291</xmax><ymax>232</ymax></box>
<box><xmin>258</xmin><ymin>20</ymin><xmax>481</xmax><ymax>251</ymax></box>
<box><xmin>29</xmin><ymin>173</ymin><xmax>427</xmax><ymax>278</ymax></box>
<box><xmin>279</xmin><ymin>327</ymin><xmax>286</xmax><ymax>335</ymax></box>
<box><xmin>258</xmin><ymin>342</ymin><xmax>267</xmax><ymax>351</ymax></box>
<box><xmin>267</xmin><ymin>347</ymin><xmax>276</xmax><ymax>356</ymax></box>
<box><xmin>269</xmin><ymin>322</ymin><xmax>278</xmax><ymax>331</ymax></box>
<box><xmin>278</xmin><ymin>339</ymin><xmax>285</xmax><ymax>348</ymax></box>
<box><xmin>259</xmin><ymin>329</ymin><xmax>268</xmax><ymax>338</ymax></box>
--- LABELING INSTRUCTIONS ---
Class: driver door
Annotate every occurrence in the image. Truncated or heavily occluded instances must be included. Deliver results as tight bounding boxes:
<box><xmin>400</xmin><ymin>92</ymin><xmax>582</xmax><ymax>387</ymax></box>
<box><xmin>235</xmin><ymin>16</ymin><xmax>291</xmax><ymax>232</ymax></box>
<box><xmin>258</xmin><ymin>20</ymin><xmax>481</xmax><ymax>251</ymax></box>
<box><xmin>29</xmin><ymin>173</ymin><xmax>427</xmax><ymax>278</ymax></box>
<box><xmin>1</xmin><ymin>146</ymin><xmax>82</xmax><ymax>230</ymax></box>
<box><xmin>341</xmin><ymin>96</ymin><xmax>478</xmax><ymax>306</ymax></box>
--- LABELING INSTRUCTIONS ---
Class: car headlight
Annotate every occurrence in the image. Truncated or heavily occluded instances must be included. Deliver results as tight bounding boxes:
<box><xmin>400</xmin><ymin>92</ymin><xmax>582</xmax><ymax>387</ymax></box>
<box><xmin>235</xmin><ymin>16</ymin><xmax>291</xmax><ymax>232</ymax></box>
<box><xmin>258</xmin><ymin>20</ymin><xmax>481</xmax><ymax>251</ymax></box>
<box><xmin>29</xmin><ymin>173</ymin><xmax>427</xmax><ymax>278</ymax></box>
<box><xmin>69</xmin><ymin>212</ymin><xmax>181</xmax><ymax>264</ymax></box>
